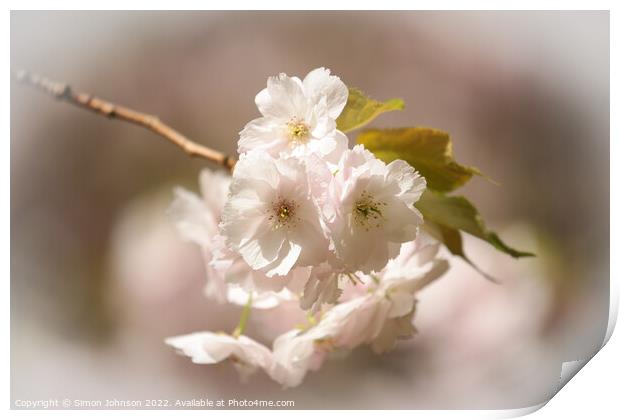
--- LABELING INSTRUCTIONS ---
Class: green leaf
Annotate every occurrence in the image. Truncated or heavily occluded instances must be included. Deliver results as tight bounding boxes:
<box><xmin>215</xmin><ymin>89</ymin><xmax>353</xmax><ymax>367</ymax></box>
<box><xmin>336</xmin><ymin>88</ymin><xmax>404</xmax><ymax>133</ymax></box>
<box><xmin>415</xmin><ymin>190</ymin><xmax>534</xmax><ymax>258</ymax></box>
<box><xmin>422</xmin><ymin>220</ymin><xmax>465</xmax><ymax>257</ymax></box>
<box><xmin>358</xmin><ymin>127</ymin><xmax>488</xmax><ymax>192</ymax></box>
<box><xmin>422</xmin><ymin>221</ymin><xmax>499</xmax><ymax>283</ymax></box>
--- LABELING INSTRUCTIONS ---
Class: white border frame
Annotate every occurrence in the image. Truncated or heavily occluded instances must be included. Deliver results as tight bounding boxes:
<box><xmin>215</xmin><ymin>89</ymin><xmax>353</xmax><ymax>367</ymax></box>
<box><xmin>3</xmin><ymin>2</ymin><xmax>616</xmax><ymax>418</ymax></box>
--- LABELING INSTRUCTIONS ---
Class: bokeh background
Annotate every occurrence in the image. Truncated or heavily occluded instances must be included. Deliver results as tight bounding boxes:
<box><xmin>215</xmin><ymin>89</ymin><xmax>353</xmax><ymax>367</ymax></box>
<box><xmin>10</xmin><ymin>11</ymin><xmax>609</xmax><ymax>409</ymax></box>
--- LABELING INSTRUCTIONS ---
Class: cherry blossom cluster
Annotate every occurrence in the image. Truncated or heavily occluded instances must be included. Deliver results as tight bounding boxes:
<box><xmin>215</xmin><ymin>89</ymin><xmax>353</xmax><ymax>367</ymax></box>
<box><xmin>166</xmin><ymin>68</ymin><xmax>449</xmax><ymax>387</ymax></box>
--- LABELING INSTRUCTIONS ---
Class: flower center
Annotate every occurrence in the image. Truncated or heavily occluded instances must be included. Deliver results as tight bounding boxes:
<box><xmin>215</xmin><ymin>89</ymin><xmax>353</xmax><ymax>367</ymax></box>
<box><xmin>268</xmin><ymin>198</ymin><xmax>299</xmax><ymax>230</ymax></box>
<box><xmin>286</xmin><ymin>117</ymin><xmax>310</xmax><ymax>145</ymax></box>
<box><xmin>353</xmin><ymin>191</ymin><xmax>386</xmax><ymax>231</ymax></box>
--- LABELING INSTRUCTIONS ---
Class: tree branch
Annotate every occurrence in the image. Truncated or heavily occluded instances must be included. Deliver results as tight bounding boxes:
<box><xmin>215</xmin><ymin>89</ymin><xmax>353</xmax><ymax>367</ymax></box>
<box><xmin>12</xmin><ymin>70</ymin><xmax>237</xmax><ymax>171</ymax></box>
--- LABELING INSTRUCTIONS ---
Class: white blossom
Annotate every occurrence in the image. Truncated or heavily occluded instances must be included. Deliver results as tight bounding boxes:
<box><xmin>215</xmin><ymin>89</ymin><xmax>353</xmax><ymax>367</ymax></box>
<box><xmin>165</xmin><ymin>332</ymin><xmax>272</xmax><ymax>382</ymax></box>
<box><xmin>169</xmin><ymin>169</ymin><xmax>232</xmax><ymax>303</ymax></box>
<box><xmin>166</xmin><ymin>68</ymin><xmax>457</xmax><ymax>389</ymax></box>
<box><xmin>170</xmin><ymin>168</ymin><xmax>305</xmax><ymax>308</ymax></box>
<box><xmin>269</xmin><ymin>235</ymin><xmax>448</xmax><ymax>387</ymax></box>
<box><xmin>238</xmin><ymin>68</ymin><xmax>349</xmax><ymax>162</ymax></box>
<box><xmin>326</xmin><ymin>145</ymin><xmax>427</xmax><ymax>273</ymax></box>
<box><xmin>220</xmin><ymin>151</ymin><xmax>329</xmax><ymax>277</ymax></box>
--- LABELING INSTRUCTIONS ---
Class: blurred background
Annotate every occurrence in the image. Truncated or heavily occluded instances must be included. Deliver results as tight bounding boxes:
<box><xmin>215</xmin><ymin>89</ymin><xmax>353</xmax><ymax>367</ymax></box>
<box><xmin>10</xmin><ymin>11</ymin><xmax>609</xmax><ymax>409</ymax></box>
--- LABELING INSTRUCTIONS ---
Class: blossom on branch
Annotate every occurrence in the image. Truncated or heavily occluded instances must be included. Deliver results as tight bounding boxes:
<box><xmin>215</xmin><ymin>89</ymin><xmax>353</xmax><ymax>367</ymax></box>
<box><xmin>238</xmin><ymin>68</ymin><xmax>349</xmax><ymax>162</ymax></box>
<box><xmin>169</xmin><ymin>168</ymin><xmax>306</xmax><ymax>308</ymax></box>
<box><xmin>166</xmin><ymin>67</ymin><xmax>453</xmax><ymax>388</ymax></box>
<box><xmin>220</xmin><ymin>150</ymin><xmax>329</xmax><ymax>278</ymax></box>
<box><xmin>325</xmin><ymin>145</ymin><xmax>427</xmax><ymax>273</ymax></box>
<box><xmin>16</xmin><ymin>66</ymin><xmax>531</xmax><ymax>389</ymax></box>
<box><xmin>270</xmin><ymin>235</ymin><xmax>448</xmax><ymax>387</ymax></box>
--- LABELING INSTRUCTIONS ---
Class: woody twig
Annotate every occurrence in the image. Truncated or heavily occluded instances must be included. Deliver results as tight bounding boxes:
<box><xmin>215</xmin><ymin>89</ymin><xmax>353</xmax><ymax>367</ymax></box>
<box><xmin>13</xmin><ymin>70</ymin><xmax>237</xmax><ymax>171</ymax></box>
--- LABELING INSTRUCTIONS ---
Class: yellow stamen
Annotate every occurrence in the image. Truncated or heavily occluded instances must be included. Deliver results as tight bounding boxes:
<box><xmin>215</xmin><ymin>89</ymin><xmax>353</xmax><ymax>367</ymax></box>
<box><xmin>286</xmin><ymin>117</ymin><xmax>310</xmax><ymax>145</ymax></box>
<box><xmin>268</xmin><ymin>198</ymin><xmax>299</xmax><ymax>230</ymax></box>
<box><xmin>353</xmin><ymin>190</ymin><xmax>386</xmax><ymax>231</ymax></box>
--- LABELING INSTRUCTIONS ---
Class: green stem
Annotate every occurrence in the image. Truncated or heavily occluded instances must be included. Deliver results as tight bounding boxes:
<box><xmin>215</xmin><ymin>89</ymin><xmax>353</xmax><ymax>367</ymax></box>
<box><xmin>232</xmin><ymin>293</ymin><xmax>253</xmax><ymax>338</ymax></box>
<box><xmin>370</xmin><ymin>273</ymin><xmax>381</xmax><ymax>285</ymax></box>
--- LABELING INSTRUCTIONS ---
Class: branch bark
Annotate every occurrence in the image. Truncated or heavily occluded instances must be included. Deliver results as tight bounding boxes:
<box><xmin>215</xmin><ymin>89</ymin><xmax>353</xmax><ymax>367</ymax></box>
<box><xmin>12</xmin><ymin>70</ymin><xmax>237</xmax><ymax>171</ymax></box>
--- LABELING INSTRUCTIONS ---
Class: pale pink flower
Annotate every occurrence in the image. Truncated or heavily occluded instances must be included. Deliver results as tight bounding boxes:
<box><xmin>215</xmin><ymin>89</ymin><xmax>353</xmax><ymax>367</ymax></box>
<box><xmin>326</xmin><ymin>145</ymin><xmax>427</xmax><ymax>273</ymax></box>
<box><xmin>269</xmin><ymin>329</ymin><xmax>329</xmax><ymax>388</ymax></box>
<box><xmin>169</xmin><ymin>169</ymin><xmax>232</xmax><ymax>303</ymax></box>
<box><xmin>169</xmin><ymin>169</ymin><xmax>231</xmax><ymax>248</ymax></box>
<box><xmin>269</xmin><ymin>235</ymin><xmax>448</xmax><ymax>387</ymax></box>
<box><xmin>170</xmin><ymin>168</ymin><xmax>306</xmax><ymax>308</ymax></box>
<box><xmin>238</xmin><ymin>68</ymin><xmax>349</xmax><ymax>162</ymax></box>
<box><xmin>165</xmin><ymin>332</ymin><xmax>272</xmax><ymax>382</ymax></box>
<box><xmin>220</xmin><ymin>151</ymin><xmax>329</xmax><ymax>277</ymax></box>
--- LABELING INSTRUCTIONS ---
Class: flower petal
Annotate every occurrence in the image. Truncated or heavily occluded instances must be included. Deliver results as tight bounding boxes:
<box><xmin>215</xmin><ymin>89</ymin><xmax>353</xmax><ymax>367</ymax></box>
<box><xmin>264</xmin><ymin>240</ymin><xmax>302</xmax><ymax>277</ymax></box>
<box><xmin>169</xmin><ymin>187</ymin><xmax>218</xmax><ymax>248</ymax></box>
<box><xmin>198</xmin><ymin>169</ymin><xmax>232</xmax><ymax>216</ymax></box>
<box><xmin>165</xmin><ymin>332</ymin><xmax>273</xmax><ymax>377</ymax></box>
<box><xmin>237</xmin><ymin>224</ymin><xmax>285</xmax><ymax>270</ymax></box>
<box><xmin>302</xmin><ymin>67</ymin><xmax>349</xmax><ymax>119</ymax></box>
<box><xmin>270</xmin><ymin>330</ymin><xmax>325</xmax><ymax>388</ymax></box>
<box><xmin>238</xmin><ymin>117</ymin><xmax>287</xmax><ymax>155</ymax></box>
<box><xmin>256</xmin><ymin>73</ymin><xmax>306</xmax><ymax>118</ymax></box>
